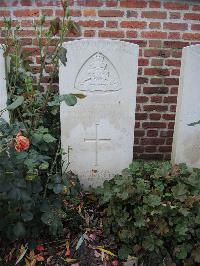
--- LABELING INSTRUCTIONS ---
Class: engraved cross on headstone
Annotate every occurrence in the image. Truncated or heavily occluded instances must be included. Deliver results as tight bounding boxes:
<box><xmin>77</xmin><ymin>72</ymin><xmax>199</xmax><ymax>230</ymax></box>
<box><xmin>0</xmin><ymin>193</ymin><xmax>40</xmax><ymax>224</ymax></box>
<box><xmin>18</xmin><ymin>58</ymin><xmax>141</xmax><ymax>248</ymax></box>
<box><xmin>84</xmin><ymin>123</ymin><xmax>111</xmax><ymax>166</ymax></box>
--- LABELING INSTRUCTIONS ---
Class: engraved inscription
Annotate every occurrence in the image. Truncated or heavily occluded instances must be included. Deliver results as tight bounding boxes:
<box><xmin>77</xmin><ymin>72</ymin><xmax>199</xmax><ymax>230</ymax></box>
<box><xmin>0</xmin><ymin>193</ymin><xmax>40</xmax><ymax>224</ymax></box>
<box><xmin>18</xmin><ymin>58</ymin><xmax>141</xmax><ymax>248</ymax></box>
<box><xmin>75</xmin><ymin>52</ymin><xmax>121</xmax><ymax>92</ymax></box>
<box><xmin>84</xmin><ymin>123</ymin><xmax>111</xmax><ymax>166</ymax></box>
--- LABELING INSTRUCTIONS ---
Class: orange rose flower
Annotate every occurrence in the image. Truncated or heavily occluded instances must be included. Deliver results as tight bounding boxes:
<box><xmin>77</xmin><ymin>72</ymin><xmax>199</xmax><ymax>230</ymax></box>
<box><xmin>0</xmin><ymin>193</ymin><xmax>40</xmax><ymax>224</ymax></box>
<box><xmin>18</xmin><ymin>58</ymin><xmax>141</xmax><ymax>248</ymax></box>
<box><xmin>15</xmin><ymin>131</ymin><xmax>30</xmax><ymax>152</ymax></box>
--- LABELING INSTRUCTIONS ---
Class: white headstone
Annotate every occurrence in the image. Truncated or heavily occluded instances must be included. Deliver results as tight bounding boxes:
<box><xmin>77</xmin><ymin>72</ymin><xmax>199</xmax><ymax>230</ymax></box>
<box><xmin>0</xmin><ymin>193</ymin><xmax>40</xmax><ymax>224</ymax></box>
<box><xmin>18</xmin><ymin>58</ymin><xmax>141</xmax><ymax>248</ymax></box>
<box><xmin>0</xmin><ymin>48</ymin><xmax>9</xmax><ymax>122</ymax></box>
<box><xmin>172</xmin><ymin>44</ymin><xmax>200</xmax><ymax>168</ymax></box>
<box><xmin>60</xmin><ymin>39</ymin><xmax>139</xmax><ymax>187</ymax></box>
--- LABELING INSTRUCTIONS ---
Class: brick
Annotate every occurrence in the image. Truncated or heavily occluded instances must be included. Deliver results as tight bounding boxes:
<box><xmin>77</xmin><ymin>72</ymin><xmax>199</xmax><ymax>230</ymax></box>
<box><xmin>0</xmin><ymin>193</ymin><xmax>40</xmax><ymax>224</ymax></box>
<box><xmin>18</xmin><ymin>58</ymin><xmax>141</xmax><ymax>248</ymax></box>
<box><xmin>184</xmin><ymin>13</ymin><xmax>200</xmax><ymax>21</ymax></box>
<box><xmin>106</xmin><ymin>0</ymin><xmax>118</xmax><ymax>7</ymax></box>
<box><xmin>169</xmin><ymin>12</ymin><xmax>181</xmax><ymax>19</ymax></box>
<box><xmin>0</xmin><ymin>10</ymin><xmax>10</xmax><ymax>16</ymax></box>
<box><xmin>139</xmin><ymin>153</ymin><xmax>164</xmax><ymax>160</ymax></box>
<box><xmin>165</xmin><ymin>59</ymin><xmax>181</xmax><ymax>67</ymax></box>
<box><xmin>130</xmin><ymin>40</ymin><xmax>147</xmax><ymax>47</ymax></box>
<box><xmin>164</xmin><ymin>96</ymin><xmax>177</xmax><ymax>103</ymax></box>
<box><xmin>56</xmin><ymin>9</ymin><xmax>81</xmax><ymax>17</ymax></box>
<box><xmin>164</xmin><ymin>2</ymin><xmax>189</xmax><ymax>10</ymax></box>
<box><xmin>170</xmin><ymin>105</ymin><xmax>177</xmax><ymax>112</ymax></box>
<box><xmin>121</xmin><ymin>21</ymin><xmax>146</xmax><ymax>29</ymax></box>
<box><xmin>142</xmin><ymin>11</ymin><xmax>167</xmax><ymax>19</ymax></box>
<box><xmin>135</xmin><ymin>112</ymin><xmax>148</xmax><ymax>120</ymax></box>
<box><xmin>41</xmin><ymin>9</ymin><xmax>53</xmax><ymax>16</ymax></box>
<box><xmin>164</xmin><ymin>22</ymin><xmax>188</xmax><ymax>31</ymax></box>
<box><xmin>126</xmin><ymin>31</ymin><xmax>137</xmax><ymax>38</ymax></box>
<box><xmin>144</xmin><ymin>49</ymin><xmax>170</xmax><ymax>57</ymax></box>
<box><xmin>36</xmin><ymin>0</ymin><xmax>62</xmax><ymax>6</ymax></box>
<box><xmin>191</xmin><ymin>24</ymin><xmax>200</xmax><ymax>31</ymax></box>
<box><xmin>15</xmin><ymin>30</ymin><xmax>36</xmax><ymax>37</ymax></box>
<box><xmin>98</xmin><ymin>10</ymin><xmax>124</xmax><ymax>17</ymax></box>
<box><xmin>172</xmin><ymin>50</ymin><xmax>182</xmax><ymax>58</ymax></box>
<box><xmin>143</xmin><ymin>122</ymin><xmax>167</xmax><ymax>129</ymax></box>
<box><xmin>13</xmin><ymin>9</ymin><xmax>40</xmax><ymax>17</ymax></box>
<box><xmin>141</xmin><ymin>138</ymin><xmax>165</xmax><ymax>145</ymax></box>
<box><xmin>0</xmin><ymin>0</ymin><xmax>7</xmax><ymax>6</ymax></box>
<box><xmin>135</xmin><ymin>130</ymin><xmax>145</xmax><ymax>137</ymax></box>
<box><xmin>138</xmin><ymin>58</ymin><xmax>149</xmax><ymax>66</ymax></box>
<box><xmin>160</xmin><ymin>130</ymin><xmax>174</xmax><ymax>137</ymax></box>
<box><xmin>19</xmin><ymin>38</ymin><xmax>32</xmax><ymax>45</ymax></box>
<box><xmin>83</xmin><ymin>9</ymin><xmax>96</xmax><ymax>16</ymax></box>
<box><xmin>170</xmin><ymin>87</ymin><xmax>178</xmax><ymax>94</ymax></box>
<box><xmin>149</xmin><ymin>113</ymin><xmax>162</xmax><ymax>120</ymax></box>
<box><xmin>77</xmin><ymin>0</ymin><xmax>103</xmax><ymax>7</ymax></box>
<box><xmin>162</xmin><ymin>114</ymin><xmax>175</xmax><ymax>120</ymax></box>
<box><xmin>145</xmin><ymin>146</ymin><xmax>157</xmax><ymax>152</ymax></box>
<box><xmin>151</xmin><ymin>59</ymin><xmax>163</xmax><ymax>66</ymax></box>
<box><xmin>192</xmin><ymin>5</ymin><xmax>200</xmax><ymax>11</ymax></box>
<box><xmin>79</xmin><ymin>20</ymin><xmax>104</xmax><ymax>28</ymax></box>
<box><xmin>144</xmin><ymin>68</ymin><xmax>170</xmax><ymax>76</ymax></box>
<box><xmin>84</xmin><ymin>30</ymin><xmax>95</xmax><ymax>37</ymax></box>
<box><xmin>134</xmin><ymin>146</ymin><xmax>144</xmax><ymax>153</ymax></box>
<box><xmin>149</xmin><ymin>22</ymin><xmax>161</xmax><ymax>29</ymax></box>
<box><xmin>136</xmin><ymin>96</ymin><xmax>149</xmax><ymax>103</ymax></box>
<box><xmin>21</xmin><ymin>0</ymin><xmax>32</xmax><ymax>5</ymax></box>
<box><xmin>164</xmin><ymin>78</ymin><xmax>179</xmax><ymax>85</ymax></box>
<box><xmin>149</xmin><ymin>1</ymin><xmax>161</xmax><ymax>8</ymax></box>
<box><xmin>168</xmin><ymin>32</ymin><xmax>181</xmax><ymax>39</ymax></box>
<box><xmin>137</xmin><ymin>77</ymin><xmax>148</xmax><ymax>84</ymax></box>
<box><xmin>183</xmin><ymin>33</ymin><xmax>200</xmax><ymax>41</ymax></box>
<box><xmin>106</xmin><ymin>21</ymin><xmax>118</xmax><ymax>28</ymax></box>
<box><xmin>126</xmin><ymin>10</ymin><xmax>138</xmax><ymax>18</ymax></box>
<box><xmin>159</xmin><ymin>146</ymin><xmax>172</xmax><ymax>152</ymax></box>
<box><xmin>141</xmin><ymin>31</ymin><xmax>167</xmax><ymax>39</ymax></box>
<box><xmin>147</xmin><ymin>130</ymin><xmax>158</xmax><ymax>137</ymax></box>
<box><xmin>168</xmin><ymin>122</ymin><xmax>175</xmax><ymax>129</ymax></box>
<box><xmin>120</xmin><ymin>0</ymin><xmax>147</xmax><ymax>8</ymax></box>
<box><xmin>98</xmin><ymin>30</ymin><xmax>124</xmax><ymax>38</ymax></box>
<box><xmin>151</xmin><ymin>96</ymin><xmax>162</xmax><ymax>103</ymax></box>
<box><xmin>163</xmin><ymin>41</ymin><xmax>189</xmax><ymax>49</ymax></box>
<box><xmin>143</xmin><ymin>86</ymin><xmax>168</xmax><ymax>94</ymax></box>
<box><xmin>149</xmin><ymin>40</ymin><xmax>162</xmax><ymax>48</ymax></box>
<box><xmin>143</xmin><ymin>105</ymin><xmax>168</xmax><ymax>112</ymax></box>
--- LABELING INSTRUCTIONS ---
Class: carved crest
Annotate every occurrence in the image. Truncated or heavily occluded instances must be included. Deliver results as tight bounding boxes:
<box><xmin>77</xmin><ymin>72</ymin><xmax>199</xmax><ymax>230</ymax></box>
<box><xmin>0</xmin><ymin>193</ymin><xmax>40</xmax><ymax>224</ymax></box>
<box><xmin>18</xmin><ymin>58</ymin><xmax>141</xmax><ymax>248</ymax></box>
<box><xmin>75</xmin><ymin>52</ymin><xmax>121</xmax><ymax>92</ymax></box>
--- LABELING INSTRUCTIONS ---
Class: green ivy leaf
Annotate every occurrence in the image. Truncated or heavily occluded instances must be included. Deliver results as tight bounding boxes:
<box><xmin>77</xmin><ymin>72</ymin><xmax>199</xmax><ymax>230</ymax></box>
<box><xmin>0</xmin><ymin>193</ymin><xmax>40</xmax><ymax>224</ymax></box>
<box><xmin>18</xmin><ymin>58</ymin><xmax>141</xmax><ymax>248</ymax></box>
<box><xmin>7</xmin><ymin>96</ymin><xmax>24</xmax><ymax>110</ymax></box>
<box><xmin>172</xmin><ymin>183</ymin><xmax>187</xmax><ymax>202</ymax></box>
<box><xmin>21</xmin><ymin>211</ymin><xmax>33</xmax><ymax>222</ymax></box>
<box><xmin>62</xmin><ymin>94</ymin><xmax>77</xmax><ymax>106</ymax></box>
<box><xmin>13</xmin><ymin>222</ymin><xmax>26</xmax><ymax>238</ymax></box>
<box><xmin>118</xmin><ymin>245</ymin><xmax>131</xmax><ymax>259</ymax></box>
<box><xmin>39</xmin><ymin>162</ymin><xmax>49</xmax><ymax>170</ymax></box>
<box><xmin>58</xmin><ymin>47</ymin><xmax>67</xmax><ymax>66</ymax></box>
<box><xmin>144</xmin><ymin>194</ymin><xmax>161</xmax><ymax>207</ymax></box>
<box><xmin>41</xmin><ymin>212</ymin><xmax>54</xmax><ymax>225</ymax></box>
<box><xmin>43</xmin><ymin>133</ymin><xmax>56</xmax><ymax>143</ymax></box>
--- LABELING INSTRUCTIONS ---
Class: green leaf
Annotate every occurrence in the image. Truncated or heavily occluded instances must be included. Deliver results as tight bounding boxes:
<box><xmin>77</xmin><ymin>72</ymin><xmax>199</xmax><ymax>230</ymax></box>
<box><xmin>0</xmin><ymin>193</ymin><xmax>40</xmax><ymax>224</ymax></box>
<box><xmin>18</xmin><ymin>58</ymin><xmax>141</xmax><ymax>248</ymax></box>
<box><xmin>43</xmin><ymin>133</ymin><xmax>56</xmax><ymax>143</ymax></box>
<box><xmin>62</xmin><ymin>94</ymin><xmax>77</xmax><ymax>106</ymax></box>
<box><xmin>172</xmin><ymin>183</ymin><xmax>187</xmax><ymax>202</ymax></box>
<box><xmin>13</xmin><ymin>222</ymin><xmax>26</xmax><ymax>238</ymax></box>
<box><xmin>118</xmin><ymin>245</ymin><xmax>131</xmax><ymax>259</ymax></box>
<box><xmin>58</xmin><ymin>47</ymin><xmax>67</xmax><ymax>66</ymax></box>
<box><xmin>53</xmin><ymin>184</ymin><xmax>63</xmax><ymax>194</ymax></box>
<box><xmin>144</xmin><ymin>194</ymin><xmax>161</xmax><ymax>207</ymax></box>
<box><xmin>71</xmin><ymin>93</ymin><xmax>86</xmax><ymax>99</ymax></box>
<box><xmin>39</xmin><ymin>162</ymin><xmax>49</xmax><ymax>170</ymax></box>
<box><xmin>41</xmin><ymin>212</ymin><xmax>54</xmax><ymax>225</ymax></box>
<box><xmin>21</xmin><ymin>211</ymin><xmax>33</xmax><ymax>222</ymax></box>
<box><xmin>7</xmin><ymin>96</ymin><xmax>24</xmax><ymax>110</ymax></box>
<box><xmin>188</xmin><ymin>120</ymin><xmax>200</xmax><ymax>126</ymax></box>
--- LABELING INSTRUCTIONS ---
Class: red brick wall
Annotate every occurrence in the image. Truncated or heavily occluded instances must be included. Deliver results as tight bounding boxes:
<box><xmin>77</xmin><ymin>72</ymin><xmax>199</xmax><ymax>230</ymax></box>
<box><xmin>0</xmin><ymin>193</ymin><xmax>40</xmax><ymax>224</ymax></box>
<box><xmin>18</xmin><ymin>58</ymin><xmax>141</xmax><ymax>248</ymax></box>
<box><xmin>1</xmin><ymin>0</ymin><xmax>200</xmax><ymax>160</ymax></box>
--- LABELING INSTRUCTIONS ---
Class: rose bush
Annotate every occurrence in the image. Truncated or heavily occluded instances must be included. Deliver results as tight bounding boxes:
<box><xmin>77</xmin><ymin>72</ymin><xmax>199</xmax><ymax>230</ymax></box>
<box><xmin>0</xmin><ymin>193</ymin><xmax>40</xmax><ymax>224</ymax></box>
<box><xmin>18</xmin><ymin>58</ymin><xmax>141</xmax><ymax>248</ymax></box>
<box><xmin>0</xmin><ymin>1</ymin><xmax>83</xmax><ymax>242</ymax></box>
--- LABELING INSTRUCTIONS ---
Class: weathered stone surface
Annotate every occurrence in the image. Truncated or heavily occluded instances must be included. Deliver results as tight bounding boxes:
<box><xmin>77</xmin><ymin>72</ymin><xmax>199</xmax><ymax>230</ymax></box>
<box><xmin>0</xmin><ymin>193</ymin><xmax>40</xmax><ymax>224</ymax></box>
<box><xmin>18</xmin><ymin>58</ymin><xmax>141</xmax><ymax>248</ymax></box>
<box><xmin>0</xmin><ymin>48</ymin><xmax>9</xmax><ymax>122</ymax></box>
<box><xmin>172</xmin><ymin>44</ymin><xmax>200</xmax><ymax>168</ymax></box>
<box><xmin>60</xmin><ymin>39</ymin><xmax>139</xmax><ymax>187</ymax></box>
